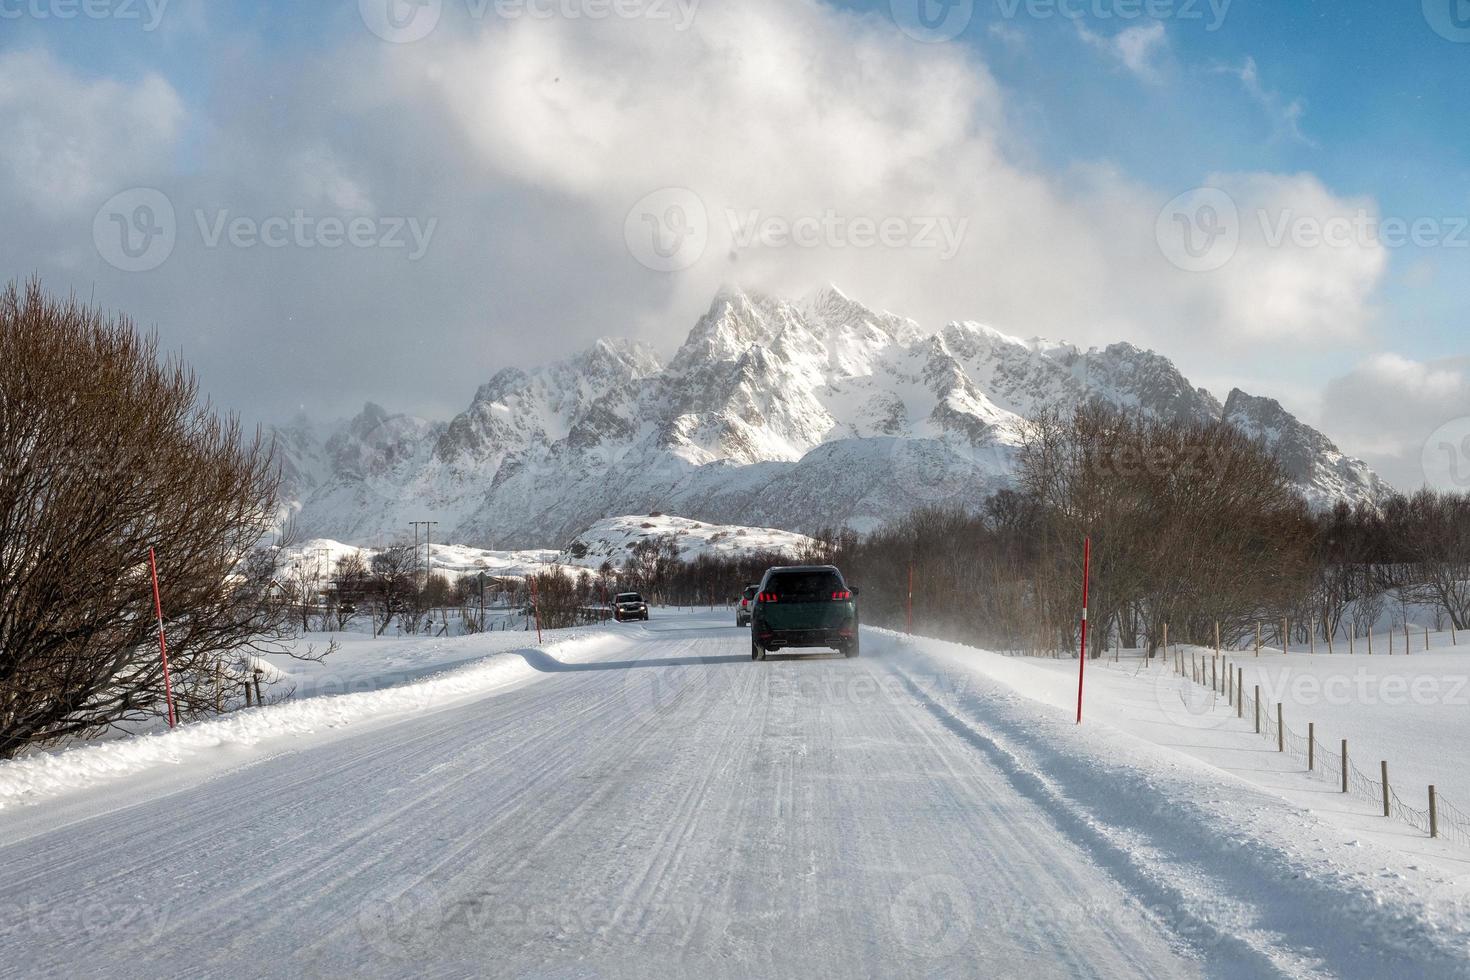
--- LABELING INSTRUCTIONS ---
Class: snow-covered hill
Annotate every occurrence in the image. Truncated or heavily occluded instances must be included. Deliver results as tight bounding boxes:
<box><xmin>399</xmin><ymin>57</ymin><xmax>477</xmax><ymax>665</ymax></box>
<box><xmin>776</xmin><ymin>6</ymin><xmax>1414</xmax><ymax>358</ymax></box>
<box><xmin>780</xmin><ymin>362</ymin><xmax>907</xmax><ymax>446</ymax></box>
<box><xmin>554</xmin><ymin>515</ymin><xmax>816</xmax><ymax>569</ymax></box>
<box><xmin>274</xmin><ymin>285</ymin><xmax>1388</xmax><ymax>547</ymax></box>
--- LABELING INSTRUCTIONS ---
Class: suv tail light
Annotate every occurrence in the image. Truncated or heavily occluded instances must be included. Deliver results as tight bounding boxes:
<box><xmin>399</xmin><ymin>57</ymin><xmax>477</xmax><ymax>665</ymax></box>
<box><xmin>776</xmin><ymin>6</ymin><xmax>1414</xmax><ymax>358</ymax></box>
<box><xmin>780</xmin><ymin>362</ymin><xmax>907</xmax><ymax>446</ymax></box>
<box><xmin>831</xmin><ymin>590</ymin><xmax>851</xmax><ymax>600</ymax></box>
<box><xmin>759</xmin><ymin>592</ymin><xmax>778</xmax><ymax>602</ymax></box>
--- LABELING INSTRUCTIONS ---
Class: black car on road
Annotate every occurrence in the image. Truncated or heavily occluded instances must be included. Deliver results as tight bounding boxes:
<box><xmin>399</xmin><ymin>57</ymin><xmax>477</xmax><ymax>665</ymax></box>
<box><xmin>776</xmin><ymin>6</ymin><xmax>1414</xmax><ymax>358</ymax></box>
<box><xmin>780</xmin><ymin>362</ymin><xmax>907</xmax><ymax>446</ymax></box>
<box><xmin>613</xmin><ymin>592</ymin><xmax>649</xmax><ymax>622</ymax></box>
<box><xmin>736</xmin><ymin>584</ymin><xmax>758</xmax><ymax>627</ymax></box>
<box><xmin>750</xmin><ymin>565</ymin><xmax>859</xmax><ymax>661</ymax></box>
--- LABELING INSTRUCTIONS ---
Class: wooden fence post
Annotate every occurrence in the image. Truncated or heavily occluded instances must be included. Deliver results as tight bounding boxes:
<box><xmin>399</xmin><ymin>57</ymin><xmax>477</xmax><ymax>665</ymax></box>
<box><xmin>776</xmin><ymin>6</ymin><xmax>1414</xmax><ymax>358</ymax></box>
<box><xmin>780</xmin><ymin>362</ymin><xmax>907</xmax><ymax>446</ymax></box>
<box><xmin>1237</xmin><ymin>668</ymin><xmax>1244</xmax><ymax>719</ymax></box>
<box><xmin>1277</xmin><ymin>703</ymin><xmax>1284</xmax><ymax>752</ymax></box>
<box><xmin>1341</xmin><ymin>739</ymin><xmax>1348</xmax><ymax>793</ymax></box>
<box><xmin>1368</xmin><ymin>627</ymin><xmax>1373</xmax><ymax>656</ymax></box>
<box><xmin>253</xmin><ymin>669</ymin><xmax>263</xmax><ymax>707</ymax></box>
<box><xmin>1256</xmin><ymin>621</ymin><xmax>1262</xmax><ymax>657</ymax></box>
<box><xmin>1308</xmin><ymin>722</ymin><xmax>1315</xmax><ymax>770</ymax></box>
<box><xmin>1381</xmin><ymin>761</ymin><xmax>1391</xmax><ymax>817</ymax></box>
<box><xmin>1426</xmin><ymin>626</ymin><xmax>1431</xmax><ymax>652</ymax></box>
<box><xmin>1349</xmin><ymin>624</ymin><xmax>1355</xmax><ymax>656</ymax></box>
<box><xmin>1254</xmin><ymin>686</ymin><xmax>1260</xmax><ymax>734</ymax></box>
<box><xmin>1430</xmin><ymin>786</ymin><xmax>1439</xmax><ymax>839</ymax></box>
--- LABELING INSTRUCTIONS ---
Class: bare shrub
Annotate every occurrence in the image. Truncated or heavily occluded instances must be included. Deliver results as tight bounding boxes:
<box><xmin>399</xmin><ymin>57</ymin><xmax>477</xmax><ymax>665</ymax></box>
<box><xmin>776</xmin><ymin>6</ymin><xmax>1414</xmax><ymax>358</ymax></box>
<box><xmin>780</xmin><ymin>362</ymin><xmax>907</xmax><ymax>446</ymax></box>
<box><xmin>0</xmin><ymin>280</ymin><xmax>305</xmax><ymax>757</ymax></box>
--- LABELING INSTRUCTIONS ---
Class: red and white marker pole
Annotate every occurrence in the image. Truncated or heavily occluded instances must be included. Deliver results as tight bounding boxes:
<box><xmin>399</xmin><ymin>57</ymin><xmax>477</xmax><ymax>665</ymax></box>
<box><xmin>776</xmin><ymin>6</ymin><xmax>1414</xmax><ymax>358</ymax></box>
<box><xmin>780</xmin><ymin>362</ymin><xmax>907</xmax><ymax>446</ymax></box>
<box><xmin>148</xmin><ymin>547</ymin><xmax>177</xmax><ymax>728</ymax></box>
<box><xmin>1076</xmin><ymin>536</ymin><xmax>1091</xmax><ymax>726</ymax></box>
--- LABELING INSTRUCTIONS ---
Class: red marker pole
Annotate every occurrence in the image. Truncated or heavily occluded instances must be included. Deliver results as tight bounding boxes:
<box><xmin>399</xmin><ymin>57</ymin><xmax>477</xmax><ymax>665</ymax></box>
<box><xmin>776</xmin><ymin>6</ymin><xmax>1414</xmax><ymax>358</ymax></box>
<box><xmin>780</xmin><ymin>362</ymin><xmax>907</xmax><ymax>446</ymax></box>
<box><xmin>1076</xmin><ymin>536</ymin><xmax>1091</xmax><ymax>725</ymax></box>
<box><xmin>148</xmin><ymin>548</ymin><xmax>177</xmax><ymax>728</ymax></box>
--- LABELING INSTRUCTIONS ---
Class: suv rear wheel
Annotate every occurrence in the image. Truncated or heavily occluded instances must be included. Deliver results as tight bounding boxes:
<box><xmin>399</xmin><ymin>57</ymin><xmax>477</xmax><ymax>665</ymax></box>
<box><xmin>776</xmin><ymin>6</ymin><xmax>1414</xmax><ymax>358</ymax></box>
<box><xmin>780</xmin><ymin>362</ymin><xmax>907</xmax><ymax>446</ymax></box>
<box><xmin>751</xmin><ymin>636</ymin><xmax>766</xmax><ymax>661</ymax></box>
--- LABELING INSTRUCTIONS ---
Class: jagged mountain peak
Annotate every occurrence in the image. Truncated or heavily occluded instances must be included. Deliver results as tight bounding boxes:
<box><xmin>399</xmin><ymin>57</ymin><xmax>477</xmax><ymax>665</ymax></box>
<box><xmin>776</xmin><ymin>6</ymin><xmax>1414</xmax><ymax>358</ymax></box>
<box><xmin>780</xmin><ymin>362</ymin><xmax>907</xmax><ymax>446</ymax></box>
<box><xmin>276</xmin><ymin>286</ymin><xmax>1389</xmax><ymax>547</ymax></box>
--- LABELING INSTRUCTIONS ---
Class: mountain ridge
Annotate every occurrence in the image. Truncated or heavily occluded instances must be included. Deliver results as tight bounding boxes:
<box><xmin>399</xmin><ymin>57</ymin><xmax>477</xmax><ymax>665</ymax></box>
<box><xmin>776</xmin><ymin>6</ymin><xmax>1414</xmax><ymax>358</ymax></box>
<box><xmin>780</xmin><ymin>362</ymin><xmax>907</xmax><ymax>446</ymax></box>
<box><xmin>273</xmin><ymin>285</ymin><xmax>1388</xmax><ymax>548</ymax></box>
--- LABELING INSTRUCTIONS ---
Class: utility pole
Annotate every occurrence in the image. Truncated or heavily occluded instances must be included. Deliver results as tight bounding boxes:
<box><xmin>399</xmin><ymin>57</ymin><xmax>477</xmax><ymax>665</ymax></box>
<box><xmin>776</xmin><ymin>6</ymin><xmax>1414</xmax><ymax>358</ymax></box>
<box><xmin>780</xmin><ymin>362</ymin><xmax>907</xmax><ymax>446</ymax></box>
<box><xmin>477</xmin><ymin>571</ymin><xmax>486</xmax><ymax>632</ymax></box>
<box><xmin>409</xmin><ymin>521</ymin><xmax>439</xmax><ymax>598</ymax></box>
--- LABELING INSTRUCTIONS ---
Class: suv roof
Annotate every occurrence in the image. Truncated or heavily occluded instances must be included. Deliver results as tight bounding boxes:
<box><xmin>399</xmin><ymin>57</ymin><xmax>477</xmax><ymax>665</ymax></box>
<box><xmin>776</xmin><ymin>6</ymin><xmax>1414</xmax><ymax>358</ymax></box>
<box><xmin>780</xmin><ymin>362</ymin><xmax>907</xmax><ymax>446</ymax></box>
<box><xmin>762</xmin><ymin>565</ymin><xmax>841</xmax><ymax>576</ymax></box>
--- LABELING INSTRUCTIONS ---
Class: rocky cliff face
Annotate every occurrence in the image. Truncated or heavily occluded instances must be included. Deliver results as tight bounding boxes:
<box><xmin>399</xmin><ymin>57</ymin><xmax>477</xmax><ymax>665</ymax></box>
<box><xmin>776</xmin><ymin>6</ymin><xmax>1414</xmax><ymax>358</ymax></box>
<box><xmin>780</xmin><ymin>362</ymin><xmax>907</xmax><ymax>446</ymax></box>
<box><xmin>1222</xmin><ymin>389</ymin><xmax>1387</xmax><ymax>510</ymax></box>
<box><xmin>272</xmin><ymin>285</ymin><xmax>1387</xmax><ymax>547</ymax></box>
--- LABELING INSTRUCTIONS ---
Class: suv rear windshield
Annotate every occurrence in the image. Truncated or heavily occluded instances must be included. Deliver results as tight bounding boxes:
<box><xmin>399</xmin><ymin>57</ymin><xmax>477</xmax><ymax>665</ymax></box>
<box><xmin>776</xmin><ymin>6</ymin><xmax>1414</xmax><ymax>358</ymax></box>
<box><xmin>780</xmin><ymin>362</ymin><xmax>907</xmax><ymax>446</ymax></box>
<box><xmin>615</xmin><ymin>593</ymin><xmax>643</xmax><ymax>603</ymax></box>
<box><xmin>764</xmin><ymin>570</ymin><xmax>843</xmax><ymax>600</ymax></box>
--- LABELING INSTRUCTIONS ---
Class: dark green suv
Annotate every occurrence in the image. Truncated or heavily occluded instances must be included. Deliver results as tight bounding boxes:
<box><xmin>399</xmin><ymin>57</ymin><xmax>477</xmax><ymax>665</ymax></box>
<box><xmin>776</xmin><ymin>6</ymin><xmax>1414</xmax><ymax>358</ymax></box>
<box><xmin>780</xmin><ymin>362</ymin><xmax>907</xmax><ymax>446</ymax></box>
<box><xmin>750</xmin><ymin>565</ymin><xmax>859</xmax><ymax>661</ymax></box>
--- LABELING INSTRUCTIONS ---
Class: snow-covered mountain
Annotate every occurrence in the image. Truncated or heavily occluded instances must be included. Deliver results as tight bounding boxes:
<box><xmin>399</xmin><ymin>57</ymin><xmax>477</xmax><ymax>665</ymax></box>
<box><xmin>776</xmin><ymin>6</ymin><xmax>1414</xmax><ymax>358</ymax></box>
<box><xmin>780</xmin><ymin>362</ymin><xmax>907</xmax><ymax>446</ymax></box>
<box><xmin>273</xmin><ymin>285</ymin><xmax>1388</xmax><ymax>548</ymax></box>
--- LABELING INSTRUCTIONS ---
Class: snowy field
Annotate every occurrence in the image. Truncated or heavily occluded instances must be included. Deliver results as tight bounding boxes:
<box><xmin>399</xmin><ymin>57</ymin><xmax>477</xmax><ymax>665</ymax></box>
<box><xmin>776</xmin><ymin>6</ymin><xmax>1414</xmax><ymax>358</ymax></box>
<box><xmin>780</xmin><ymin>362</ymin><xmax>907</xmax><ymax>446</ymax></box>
<box><xmin>280</xmin><ymin>538</ymin><xmax>575</xmax><ymax>583</ymax></box>
<box><xmin>3</xmin><ymin>610</ymin><xmax>1470</xmax><ymax>977</ymax></box>
<box><xmin>278</xmin><ymin>513</ymin><xmax>815</xmax><ymax>588</ymax></box>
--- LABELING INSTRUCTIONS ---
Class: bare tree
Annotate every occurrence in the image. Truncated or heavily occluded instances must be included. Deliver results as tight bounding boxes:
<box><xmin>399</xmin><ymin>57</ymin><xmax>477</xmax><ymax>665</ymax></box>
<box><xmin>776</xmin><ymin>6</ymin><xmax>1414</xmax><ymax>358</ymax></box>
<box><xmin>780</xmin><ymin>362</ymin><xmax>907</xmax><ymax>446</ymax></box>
<box><xmin>0</xmin><ymin>280</ymin><xmax>318</xmax><ymax>757</ymax></box>
<box><xmin>370</xmin><ymin>545</ymin><xmax>419</xmax><ymax>635</ymax></box>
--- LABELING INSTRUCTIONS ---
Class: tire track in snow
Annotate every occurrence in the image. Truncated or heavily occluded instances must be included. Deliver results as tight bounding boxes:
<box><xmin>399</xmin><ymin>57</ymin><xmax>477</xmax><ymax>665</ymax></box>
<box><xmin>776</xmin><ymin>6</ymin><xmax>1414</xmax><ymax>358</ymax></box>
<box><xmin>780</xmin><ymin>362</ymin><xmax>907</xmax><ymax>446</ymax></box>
<box><xmin>878</xmin><ymin>644</ymin><xmax>1470</xmax><ymax>980</ymax></box>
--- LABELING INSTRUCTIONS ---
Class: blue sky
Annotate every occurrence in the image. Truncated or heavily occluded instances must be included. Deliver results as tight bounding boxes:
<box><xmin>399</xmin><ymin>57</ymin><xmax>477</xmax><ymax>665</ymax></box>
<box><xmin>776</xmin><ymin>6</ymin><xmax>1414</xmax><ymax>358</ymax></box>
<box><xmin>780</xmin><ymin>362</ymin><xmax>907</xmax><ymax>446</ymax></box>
<box><xmin>0</xmin><ymin>0</ymin><xmax>1466</xmax><ymax>489</ymax></box>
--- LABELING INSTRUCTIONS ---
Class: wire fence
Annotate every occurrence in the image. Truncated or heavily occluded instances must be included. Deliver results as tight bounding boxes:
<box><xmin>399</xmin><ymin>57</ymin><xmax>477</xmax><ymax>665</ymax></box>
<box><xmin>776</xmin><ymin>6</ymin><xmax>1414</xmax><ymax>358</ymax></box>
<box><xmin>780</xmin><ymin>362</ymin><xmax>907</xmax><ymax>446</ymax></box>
<box><xmin>1170</xmin><ymin>646</ymin><xmax>1470</xmax><ymax>848</ymax></box>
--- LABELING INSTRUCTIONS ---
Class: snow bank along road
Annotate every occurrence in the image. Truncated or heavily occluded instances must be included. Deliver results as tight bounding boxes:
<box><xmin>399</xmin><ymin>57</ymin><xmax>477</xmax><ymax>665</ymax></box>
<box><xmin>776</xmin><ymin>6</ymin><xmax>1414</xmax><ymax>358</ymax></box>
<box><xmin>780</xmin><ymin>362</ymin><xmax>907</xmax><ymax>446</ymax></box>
<box><xmin>2</xmin><ymin>612</ymin><xmax>1468</xmax><ymax>978</ymax></box>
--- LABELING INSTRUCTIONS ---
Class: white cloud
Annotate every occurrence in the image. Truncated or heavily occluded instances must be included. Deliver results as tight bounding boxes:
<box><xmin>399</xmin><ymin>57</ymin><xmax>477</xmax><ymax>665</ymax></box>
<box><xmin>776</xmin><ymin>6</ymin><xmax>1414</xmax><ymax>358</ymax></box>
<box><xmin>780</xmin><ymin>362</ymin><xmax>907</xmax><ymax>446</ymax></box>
<box><xmin>0</xmin><ymin>49</ymin><xmax>184</xmax><ymax>213</ymax></box>
<box><xmin>1079</xmin><ymin>21</ymin><xmax>1168</xmax><ymax>82</ymax></box>
<box><xmin>0</xmin><ymin>1</ymin><xmax>1397</xmax><ymax>433</ymax></box>
<box><xmin>1222</xmin><ymin>56</ymin><xmax>1313</xmax><ymax>146</ymax></box>
<box><xmin>354</xmin><ymin>3</ymin><xmax>1380</xmax><ymax>351</ymax></box>
<box><xmin>1321</xmin><ymin>354</ymin><xmax>1470</xmax><ymax>491</ymax></box>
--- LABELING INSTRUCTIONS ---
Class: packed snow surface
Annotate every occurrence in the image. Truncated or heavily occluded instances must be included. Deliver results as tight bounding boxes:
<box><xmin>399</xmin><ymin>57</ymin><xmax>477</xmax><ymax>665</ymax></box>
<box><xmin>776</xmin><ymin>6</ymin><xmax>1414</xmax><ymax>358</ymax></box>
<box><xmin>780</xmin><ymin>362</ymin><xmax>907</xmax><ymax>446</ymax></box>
<box><xmin>2</xmin><ymin>612</ymin><xmax>1467</xmax><ymax>978</ymax></box>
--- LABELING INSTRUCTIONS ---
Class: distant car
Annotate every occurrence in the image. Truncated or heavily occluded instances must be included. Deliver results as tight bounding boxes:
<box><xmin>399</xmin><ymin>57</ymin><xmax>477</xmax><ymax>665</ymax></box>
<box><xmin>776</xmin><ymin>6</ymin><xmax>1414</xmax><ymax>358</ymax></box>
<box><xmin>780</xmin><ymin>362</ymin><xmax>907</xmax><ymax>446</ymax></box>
<box><xmin>736</xmin><ymin>584</ymin><xmax>759</xmax><ymax>627</ymax></box>
<box><xmin>613</xmin><ymin>592</ymin><xmax>649</xmax><ymax>622</ymax></box>
<box><xmin>750</xmin><ymin>565</ymin><xmax>859</xmax><ymax>660</ymax></box>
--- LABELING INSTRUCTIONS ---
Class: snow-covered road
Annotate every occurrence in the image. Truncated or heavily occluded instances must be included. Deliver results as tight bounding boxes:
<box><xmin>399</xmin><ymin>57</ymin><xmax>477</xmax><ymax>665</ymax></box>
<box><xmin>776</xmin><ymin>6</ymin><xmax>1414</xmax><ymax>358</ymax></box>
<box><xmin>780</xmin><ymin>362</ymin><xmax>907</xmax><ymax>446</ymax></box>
<box><xmin>3</xmin><ymin>612</ymin><xmax>1467</xmax><ymax>978</ymax></box>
